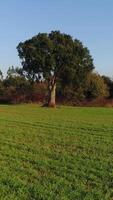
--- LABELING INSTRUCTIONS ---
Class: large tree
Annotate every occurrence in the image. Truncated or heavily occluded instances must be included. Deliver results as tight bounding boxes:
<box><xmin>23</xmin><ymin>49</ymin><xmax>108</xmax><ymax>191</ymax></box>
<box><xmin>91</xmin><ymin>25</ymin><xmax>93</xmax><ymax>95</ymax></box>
<box><xmin>17</xmin><ymin>31</ymin><xmax>94</xmax><ymax>107</ymax></box>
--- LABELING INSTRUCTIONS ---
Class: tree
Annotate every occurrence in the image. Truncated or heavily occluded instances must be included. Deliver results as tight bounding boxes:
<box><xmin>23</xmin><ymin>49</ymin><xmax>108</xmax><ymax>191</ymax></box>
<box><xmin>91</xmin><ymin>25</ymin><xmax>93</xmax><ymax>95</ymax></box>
<box><xmin>85</xmin><ymin>72</ymin><xmax>109</xmax><ymax>99</ymax></box>
<box><xmin>0</xmin><ymin>70</ymin><xmax>3</xmax><ymax>81</ymax></box>
<box><xmin>17</xmin><ymin>31</ymin><xmax>94</xmax><ymax>107</ymax></box>
<box><xmin>102</xmin><ymin>75</ymin><xmax>113</xmax><ymax>98</ymax></box>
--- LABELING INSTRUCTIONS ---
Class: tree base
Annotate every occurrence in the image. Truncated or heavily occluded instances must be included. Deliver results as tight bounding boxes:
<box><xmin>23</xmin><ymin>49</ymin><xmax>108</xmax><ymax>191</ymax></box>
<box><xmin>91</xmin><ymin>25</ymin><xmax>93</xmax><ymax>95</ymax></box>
<box><xmin>42</xmin><ymin>102</ymin><xmax>56</xmax><ymax>108</ymax></box>
<box><xmin>48</xmin><ymin>102</ymin><xmax>56</xmax><ymax>108</ymax></box>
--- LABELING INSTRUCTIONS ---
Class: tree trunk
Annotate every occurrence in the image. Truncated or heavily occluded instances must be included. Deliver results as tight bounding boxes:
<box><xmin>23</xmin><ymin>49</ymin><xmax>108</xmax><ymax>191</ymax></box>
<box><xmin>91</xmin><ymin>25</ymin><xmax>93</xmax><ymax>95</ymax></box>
<box><xmin>48</xmin><ymin>76</ymin><xmax>56</xmax><ymax>108</ymax></box>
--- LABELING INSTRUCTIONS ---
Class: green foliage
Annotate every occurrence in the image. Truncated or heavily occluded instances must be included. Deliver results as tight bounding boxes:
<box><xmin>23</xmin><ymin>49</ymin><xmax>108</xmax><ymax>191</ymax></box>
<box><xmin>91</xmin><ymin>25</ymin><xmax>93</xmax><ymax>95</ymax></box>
<box><xmin>85</xmin><ymin>73</ymin><xmax>109</xmax><ymax>99</ymax></box>
<box><xmin>0</xmin><ymin>81</ymin><xmax>4</xmax><ymax>96</ymax></box>
<box><xmin>58</xmin><ymin>85</ymin><xmax>85</xmax><ymax>101</ymax></box>
<box><xmin>17</xmin><ymin>31</ymin><xmax>94</xmax><ymax>82</ymax></box>
<box><xmin>0</xmin><ymin>66</ymin><xmax>112</xmax><ymax>104</ymax></box>
<box><xmin>4</xmin><ymin>76</ymin><xmax>31</xmax><ymax>94</ymax></box>
<box><xmin>102</xmin><ymin>76</ymin><xmax>113</xmax><ymax>98</ymax></box>
<box><xmin>0</xmin><ymin>105</ymin><xmax>113</xmax><ymax>199</ymax></box>
<box><xmin>17</xmin><ymin>31</ymin><xmax>94</xmax><ymax>105</ymax></box>
<box><xmin>0</xmin><ymin>70</ymin><xmax>3</xmax><ymax>80</ymax></box>
<box><xmin>7</xmin><ymin>66</ymin><xmax>18</xmax><ymax>78</ymax></box>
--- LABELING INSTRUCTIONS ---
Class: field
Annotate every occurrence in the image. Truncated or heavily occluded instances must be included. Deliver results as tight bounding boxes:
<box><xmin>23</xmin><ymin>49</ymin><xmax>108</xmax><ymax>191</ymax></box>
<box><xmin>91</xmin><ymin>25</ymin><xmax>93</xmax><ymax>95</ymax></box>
<box><xmin>0</xmin><ymin>105</ymin><xmax>113</xmax><ymax>200</ymax></box>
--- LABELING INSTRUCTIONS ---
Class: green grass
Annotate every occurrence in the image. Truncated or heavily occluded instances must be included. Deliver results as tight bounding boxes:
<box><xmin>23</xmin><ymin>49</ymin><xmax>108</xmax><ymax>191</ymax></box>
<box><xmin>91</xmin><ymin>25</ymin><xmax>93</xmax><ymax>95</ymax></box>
<box><xmin>0</xmin><ymin>104</ymin><xmax>113</xmax><ymax>200</ymax></box>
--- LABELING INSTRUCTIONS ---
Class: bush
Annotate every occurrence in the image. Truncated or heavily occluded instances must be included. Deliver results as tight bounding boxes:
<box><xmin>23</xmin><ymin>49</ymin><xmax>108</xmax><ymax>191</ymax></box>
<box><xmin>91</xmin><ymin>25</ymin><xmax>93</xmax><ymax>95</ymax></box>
<box><xmin>85</xmin><ymin>72</ymin><xmax>109</xmax><ymax>99</ymax></box>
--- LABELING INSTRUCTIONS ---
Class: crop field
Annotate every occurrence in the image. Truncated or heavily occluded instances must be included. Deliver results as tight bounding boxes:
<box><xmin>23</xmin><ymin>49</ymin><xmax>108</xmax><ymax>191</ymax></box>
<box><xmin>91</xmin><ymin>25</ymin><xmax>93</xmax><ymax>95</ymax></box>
<box><xmin>0</xmin><ymin>105</ymin><xmax>113</xmax><ymax>200</ymax></box>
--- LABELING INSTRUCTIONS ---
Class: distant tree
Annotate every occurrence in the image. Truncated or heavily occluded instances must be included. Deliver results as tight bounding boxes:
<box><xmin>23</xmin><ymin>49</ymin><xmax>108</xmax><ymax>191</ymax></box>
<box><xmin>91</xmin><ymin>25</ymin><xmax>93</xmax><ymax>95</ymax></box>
<box><xmin>17</xmin><ymin>31</ymin><xmax>94</xmax><ymax>107</ymax></box>
<box><xmin>85</xmin><ymin>73</ymin><xmax>109</xmax><ymax>99</ymax></box>
<box><xmin>0</xmin><ymin>70</ymin><xmax>3</xmax><ymax>81</ymax></box>
<box><xmin>5</xmin><ymin>67</ymin><xmax>31</xmax><ymax>94</ymax></box>
<box><xmin>0</xmin><ymin>70</ymin><xmax>4</xmax><ymax>98</ymax></box>
<box><xmin>6</xmin><ymin>66</ymin><xmax>22</xmax><ymax>78</ymax></box>
<box><xmin>102</xmin><ymin>76</ymin><xmax>113</xmax><ymax>98</ymax></box>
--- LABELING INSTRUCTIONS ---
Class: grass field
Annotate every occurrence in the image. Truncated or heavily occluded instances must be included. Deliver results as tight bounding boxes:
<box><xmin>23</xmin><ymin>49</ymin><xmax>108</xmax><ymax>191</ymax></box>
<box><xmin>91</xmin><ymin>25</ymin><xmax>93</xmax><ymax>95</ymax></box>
<box><xmin>0</xmin><ymin>104</ymin><xmax>113</xmax><ymax>200</ymax></box>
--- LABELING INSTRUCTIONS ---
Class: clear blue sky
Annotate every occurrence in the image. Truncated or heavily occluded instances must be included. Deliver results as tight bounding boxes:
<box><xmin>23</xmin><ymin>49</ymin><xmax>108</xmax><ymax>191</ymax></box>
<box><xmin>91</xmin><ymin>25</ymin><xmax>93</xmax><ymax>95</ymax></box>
<box><xmin>0</xmin><ymin>0</ymin><xmax>113</xmax><ymax>77</ymax></box>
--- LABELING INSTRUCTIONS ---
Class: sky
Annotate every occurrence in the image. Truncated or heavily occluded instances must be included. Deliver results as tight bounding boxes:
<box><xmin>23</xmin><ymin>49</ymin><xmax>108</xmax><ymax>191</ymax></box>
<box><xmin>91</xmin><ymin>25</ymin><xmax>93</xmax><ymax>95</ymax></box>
<box><xmin>0</xmin><ymin>0</ymin><xmax>113</xmax><ymax>77</ymax></box>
